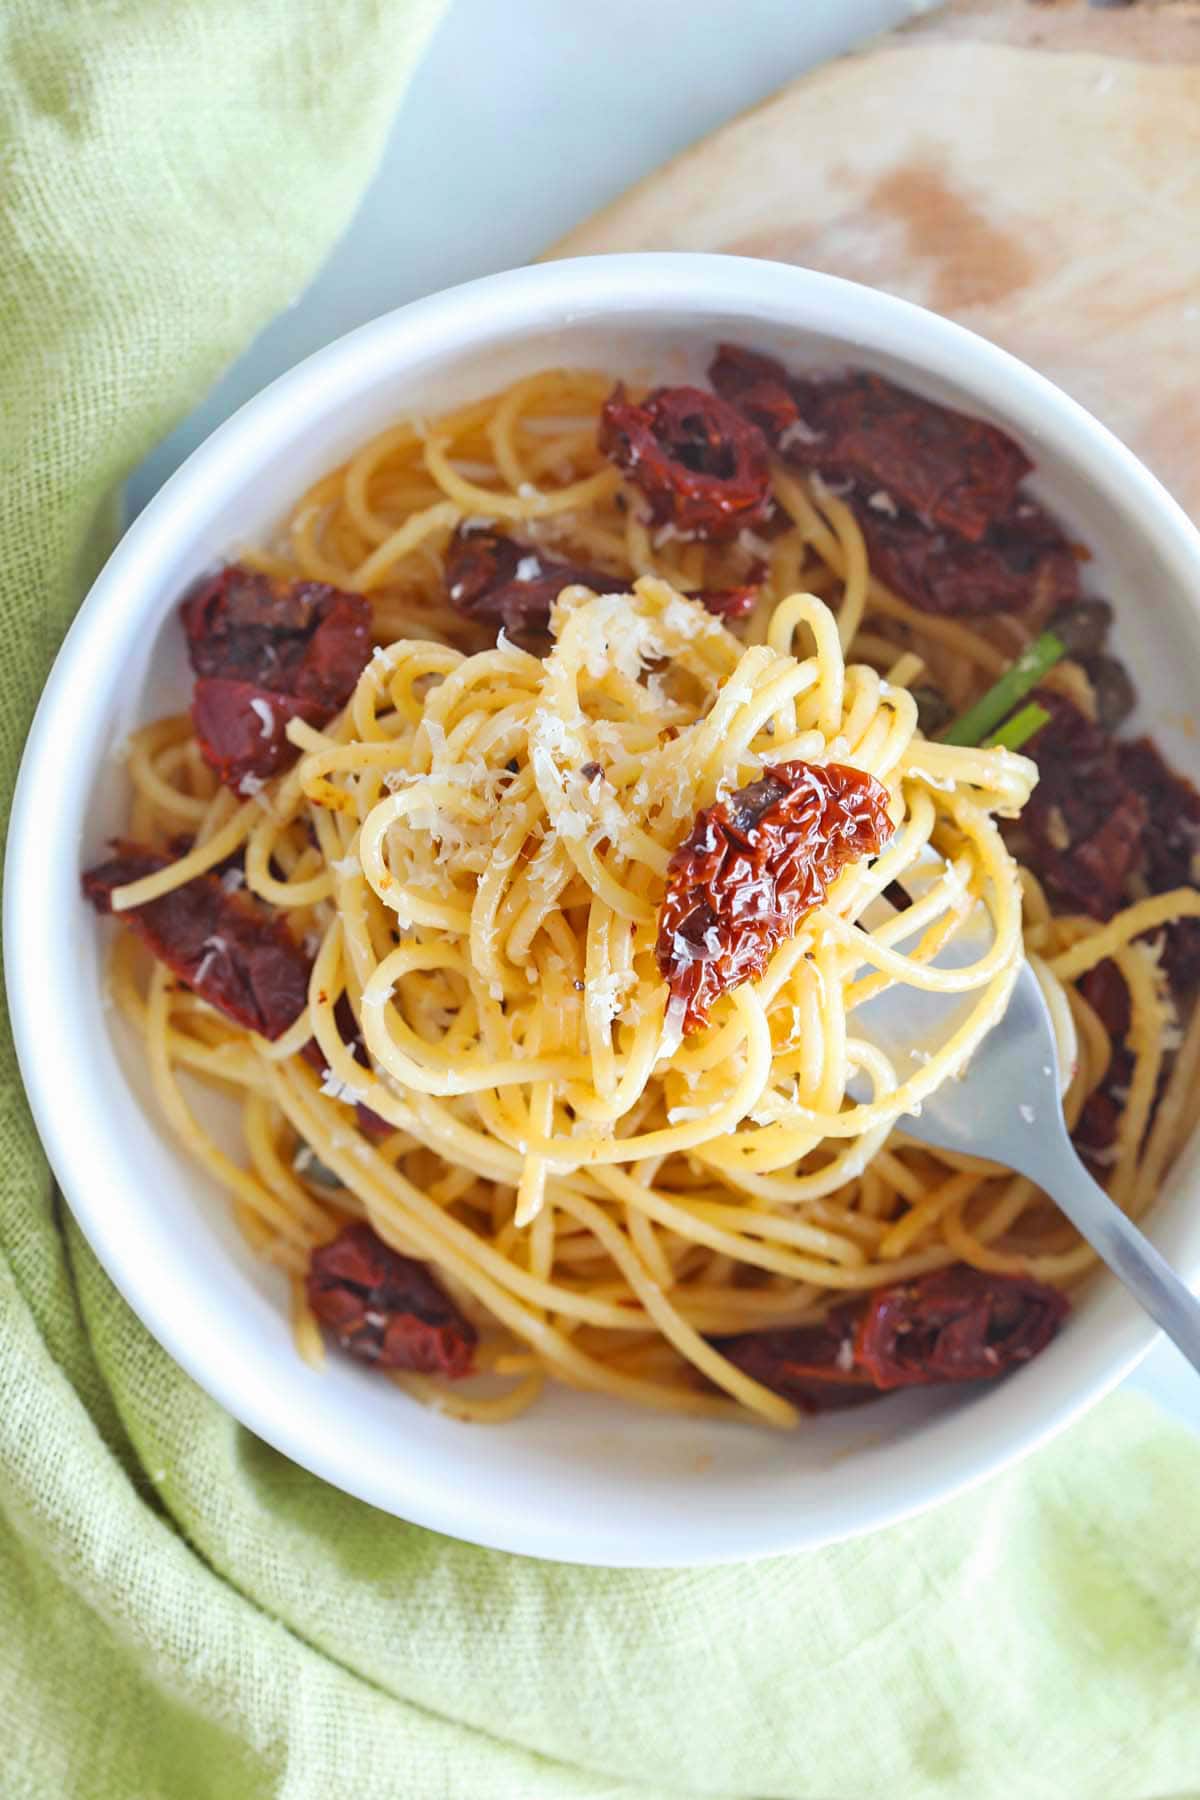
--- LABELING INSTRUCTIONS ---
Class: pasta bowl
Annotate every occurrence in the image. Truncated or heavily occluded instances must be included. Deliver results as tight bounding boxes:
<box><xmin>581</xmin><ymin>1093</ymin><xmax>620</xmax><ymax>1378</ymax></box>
<box><xmin>9</xmin><ymin>254</ymin><xmax>1200</xmax><ymax>1565</ymax></box>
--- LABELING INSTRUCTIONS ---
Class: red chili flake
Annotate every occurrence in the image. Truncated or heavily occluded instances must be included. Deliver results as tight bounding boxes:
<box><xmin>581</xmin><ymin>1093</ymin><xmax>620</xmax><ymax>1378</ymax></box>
<box><xmin>711</xmin><ymin>347</ymin><xmax>1030</xmax><ymax>542</ymax></box>
<box><xmin>182</xmin><ymin>564</ymin><xmax>371</xmax><ymax>792</ymax></box>
<box><xmin>854</xmin><ymin>1265</ymin><xmax>1068</xmax><ymax>1388</ymax></box>
<box><xmin>307</xmin><ymin>1222</ymin><xmax>476</xmax><ymax>1376</ymax></box>
<box><xmin>1020</xmin><ymin>694</ymin><xmax>1147</xmax><ymax>918</ymax></box>
<box><xmin>444</xmin><ymin>525</ymin><xmax>615</xmax><ymax>640</ymax></box>
<box><xmin>656</xmin><ymin>761</ymin><xmax>893</xmax><ymax>1034</ymax></box>
<box><xmin>597</xmin><ymin>383</ymin><xmax>771</xmax><ymax>542</ymax></box>
<box><xmin>713</xmin><ymin>1312</ymin><xmax>876</xmax><ymax>1413</ymax></box>
<box><xmin>82</xmin><ymin>843</ymin><xmax>310</xmax><ymax>1039</ymax></box>
<box><xmin>852</xmin><ymin>494</ymin><xmax>1081</xmax><ymax>620</ymax></box>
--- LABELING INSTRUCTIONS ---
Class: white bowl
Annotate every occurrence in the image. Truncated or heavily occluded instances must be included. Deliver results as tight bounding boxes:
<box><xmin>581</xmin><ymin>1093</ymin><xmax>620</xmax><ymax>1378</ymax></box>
<box><xmin>9</xmin><ymin>254</ymin><xmax>1200</xmax><ymax>1566</ymax></box>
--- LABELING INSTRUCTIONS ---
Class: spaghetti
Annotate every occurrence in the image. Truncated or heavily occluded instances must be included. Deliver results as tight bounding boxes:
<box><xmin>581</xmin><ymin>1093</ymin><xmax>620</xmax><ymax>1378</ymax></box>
<box><xmin>88</xmin><ymin>361</ymin><xmax>1200</xmax><ymax>1429</ymax></box>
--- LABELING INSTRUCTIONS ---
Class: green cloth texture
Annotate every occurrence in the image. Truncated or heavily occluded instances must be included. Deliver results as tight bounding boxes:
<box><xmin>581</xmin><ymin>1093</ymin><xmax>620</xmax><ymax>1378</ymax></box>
<box><xmin>2</xmin><ymin>4</ymin><xmax>1200</xmax><ymax>1796</ymax></box>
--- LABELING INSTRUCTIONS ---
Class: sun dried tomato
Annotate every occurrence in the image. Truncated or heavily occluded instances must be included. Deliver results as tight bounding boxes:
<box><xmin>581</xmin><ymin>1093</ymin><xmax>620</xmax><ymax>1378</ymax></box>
<box><xmin>307</xmin><ymin>1222</ymin><xmax>476</xmax><ymax>1376</ymax></box>
<box><xmin>1121</xmin><ymin>737</ymin><xmax>1200</xmax><ymax>991</ymax></box>
<box><xmin>707</xmin><ymin>345</ymin><xmax>802</xmax><ymax>441</ymax></box>
<box><xmin>82</xmin><ymin>843</ymin><xmax>310</xmax><ymax>1039</ymax></box>
<box><xmin>713</xmin><ymin>1265</ymin><xmax>1068</xmax><ymax>1402</ymax></box>
<box><xmin>443</xmin><ymin>525</ymin><xmax>615</xmax><ymax>641</ymax></box>
<box><xmin>1125</xmin><ymin>736</ymin><xmax>1200</xmax><ymax>891</ymax></box>
<box><xmin>1018</xmin><ymin>694</ymin><xmax>1147</xmax><ymax>918</ymax></box>
<box><xmin>1072</xmin><ymin>1047</ymin><xmax>1134</xmax><ymax>1167</ymax></box>
<box><xmin>190</xmin><ymin>680</ymin><xmax>326</xmax><ymax>792</ymax></box>
<box><xmin>855</xmin><ymin>1265</ymin><xmax>1068</xmax><ymax>1388</ymax></box>
<box><xmin>1078</xmin><ymin>959</ymin><xmax>1131</xmax><ymax>1043</ymax></box>
<box><xmin>183</xmin><ymin>564</ymin><xmax>371</xmax><ymax>792</ymax></box>
<box><xmin>711</xmin><ymin>348</ymin><xmax>1030</xmax><ymax>542</ymax></box>
<box><xmin>852</xmin><ymin>493</ymin><xmax>1081</xmax><ymax>620</ymax></box>
<box><xmin>713</xmin><ymin>1311</ymin><xmax>876</xmax><ymax>1413</ymax></box>
<box><xmin>691</xmin><ymin>582</ymin><xmax>762</xmax><ymax>621</ymax></box>
<box><xmin>598</xmin><ymin>383</ymin><xmax>771</xmax><ymax>542</ymax></box>
<box><xmin>1162</xmin><ymin>918</ymin><xmax>1200</xmax><ymax>994</ymax></box>
<box><xmin>656</xmin><ymin>761</ymin><xmax>893</xmax><ymax>1033</ymax></box>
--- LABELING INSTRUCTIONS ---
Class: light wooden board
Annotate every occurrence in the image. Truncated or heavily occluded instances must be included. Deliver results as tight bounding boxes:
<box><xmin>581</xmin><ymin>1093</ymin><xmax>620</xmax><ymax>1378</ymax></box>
<box><xmin>550</xmin><ymin>1</ymin><xmax>1200</xmax><ymax>516</ymax></box>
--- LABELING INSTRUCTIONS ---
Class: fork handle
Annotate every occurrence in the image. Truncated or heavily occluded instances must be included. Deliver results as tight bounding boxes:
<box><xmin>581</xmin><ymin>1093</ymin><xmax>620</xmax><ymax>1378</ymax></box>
<box><xmin>1017</xmin><ymin>1135</ymin><xmax>1200</xmax><ymax>1375</ymax></box>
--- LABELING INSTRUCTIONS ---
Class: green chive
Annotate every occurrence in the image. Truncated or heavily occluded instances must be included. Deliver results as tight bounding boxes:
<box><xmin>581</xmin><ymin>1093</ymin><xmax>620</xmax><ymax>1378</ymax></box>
<box><xmin>940</xmin><ymin>631</ymin><xmax>1067</xmax><ymax>747</ymax></box>
<box><xmin>984</xmin><ymin>700</ymin><xmax>1052</xmax><ymax>753</ymax></box>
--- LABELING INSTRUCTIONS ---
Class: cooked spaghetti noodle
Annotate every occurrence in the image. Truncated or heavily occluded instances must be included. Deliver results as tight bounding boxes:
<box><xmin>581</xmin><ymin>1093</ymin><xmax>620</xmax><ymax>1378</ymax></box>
<box><xmin>98</xmin><ymin>366</ymin><xmax>1200</xmax><ymax>1428</ymax></box>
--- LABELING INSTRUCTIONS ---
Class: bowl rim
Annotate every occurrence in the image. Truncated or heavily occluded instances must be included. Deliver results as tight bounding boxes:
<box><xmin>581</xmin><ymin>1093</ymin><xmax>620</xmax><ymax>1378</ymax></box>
<box><xmin>9</xmin><ymin>252</ymin><xmax>1200</xmax><ymax>1566</ymax></box>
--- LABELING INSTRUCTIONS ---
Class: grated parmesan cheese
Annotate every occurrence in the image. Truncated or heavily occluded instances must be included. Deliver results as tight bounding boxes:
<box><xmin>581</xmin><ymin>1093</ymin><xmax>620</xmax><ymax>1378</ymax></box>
<box><xmin>656</xmin><ymin>993</ymin><xmax>687</xmax><ymax>1064</ymax></box>
<box><xmin>193</xmin><ymin>934</ymin><xmax>227</xmax><ymax>986</ymax></box>
<box><xmin>587</xmin><ymin>969</ymin><xmax>636</xmax><ymax>1025</ymax></box>
<box><xmin>778</xmin><ymin>416</ymin><xmax>821</xmax><ymax>452</ymax></box>
<box><xmin>811</xmin><ymin>471</ymin><xmax>855</xmax><ymax>500</ymax></box>
<box><xmin>736</xmin><ymin>528</ymin><xmax>774</xmax><ymax>561</ymax></box>
<box><xmin>248</xmin><ymin>696</ymin><xmax>275</xmax><ymax>740</ymax></box>
<box><xmin>319</xmin><ymin>1070</ymin><xmax>369</xmax><ymax>1105</ymax></box>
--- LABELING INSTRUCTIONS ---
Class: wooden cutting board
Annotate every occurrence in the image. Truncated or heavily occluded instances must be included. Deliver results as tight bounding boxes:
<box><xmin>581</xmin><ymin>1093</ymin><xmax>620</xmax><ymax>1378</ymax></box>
<box><xmin>549</xmin><ymin>0</ymin><xmax>1200</xmax><ymax>517</ymax></box>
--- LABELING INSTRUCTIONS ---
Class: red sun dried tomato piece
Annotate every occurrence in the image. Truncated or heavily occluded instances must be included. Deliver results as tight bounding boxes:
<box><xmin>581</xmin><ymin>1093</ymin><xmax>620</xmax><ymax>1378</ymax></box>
<box><xmin>712</xmin><ymin>347</ymin><xmax>1030</xmax><ymax>542</ymax></box>
<box><xmin>443</xmin><ymin>525</ymin><xmax>615</xmax><ymax>640</ymax></box>
<box><xmin>598</xmin><ymin>383</ymin><xmax>771</xmax><ymax>542</ymax></box>
<box><xmin>82</xmin><ymin>843</ymin><xmax>310</xmax><ymax>1040</ymax></box>
<box><xmin>190</xmin><ymin>680</ymin><xmax>326</xmax><ymax>792</ymax></box>
<box><xmin>1072</xmin><ymin>1046</ymin><xmax>1134</xmax><ymax>1169</ymax></box>
<box><xmin>855</xmin><ymin>1265</ymin><xmax>1068</xmax><ymax>1388</ymax></box>
<box><xmin>1019</xmin><ymin>694</ymin><xmax>1147</xmax><ymax>919</ymax></box>
<box><xmin>1078</xmin><ymin>959</ymin><xmax>1131</xmax><ymax>1044</ymax></box>
<box><xmin>656</xmin><ymin>760</ymin><xmax>893</xmax><ymax>1034</ymax></box>
<box><xmin>691</xmin><ymin>583</ymin><xmax>762</xmax><ymax>621</ymax></box>
<box><xmin>852</xmin><ymin>493</ymin><xmax>1081</xmax><ymax>620</ymax></box>
<box><xmin>708</xmin><ymin>345</ymin><xmax>802</xmax><ymax>441</ymax></box>
<box><xmin>712</xmin><ymin>1312</ymin><xmax>876</xmax><ymax>1413</ymax></box>
<box><xmin>1121</xmin><ymin>737</ymin><xmax>1200</xmax><ymax>894</ymax></box>
<box><xmin>182</xmin><ymin>564</ymin><xmax>371</xmax><ymax>793</ymax></box>
<box><xmin>307</xmin><ymin>1222</ymin><xmax>476</xmax><ymax>1376</ymax></box>
<box><xmin>1161</xmin><ymin>918</ymin><xmax>1200</xmax><ymax>995</ymax></box>
<box><xmin>1120</xmin><ymin>736</ymin><xmax>1200</xmax><ymax>992</ymax></box>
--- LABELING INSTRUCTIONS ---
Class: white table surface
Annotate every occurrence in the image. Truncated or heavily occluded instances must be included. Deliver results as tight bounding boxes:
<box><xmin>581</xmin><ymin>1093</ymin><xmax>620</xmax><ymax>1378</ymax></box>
<box><xmin>127</xmin><ymin>0</ymin><xmax>1199</xmax><ymax>1433</ymax></box>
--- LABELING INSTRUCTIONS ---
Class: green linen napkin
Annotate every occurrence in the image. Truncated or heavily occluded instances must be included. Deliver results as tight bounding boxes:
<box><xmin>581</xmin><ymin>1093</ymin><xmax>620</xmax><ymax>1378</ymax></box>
<box><xmin>3</xmin><ymin>6</ymin><xmax>1200</xmax><ymax>1796</ymax></box>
